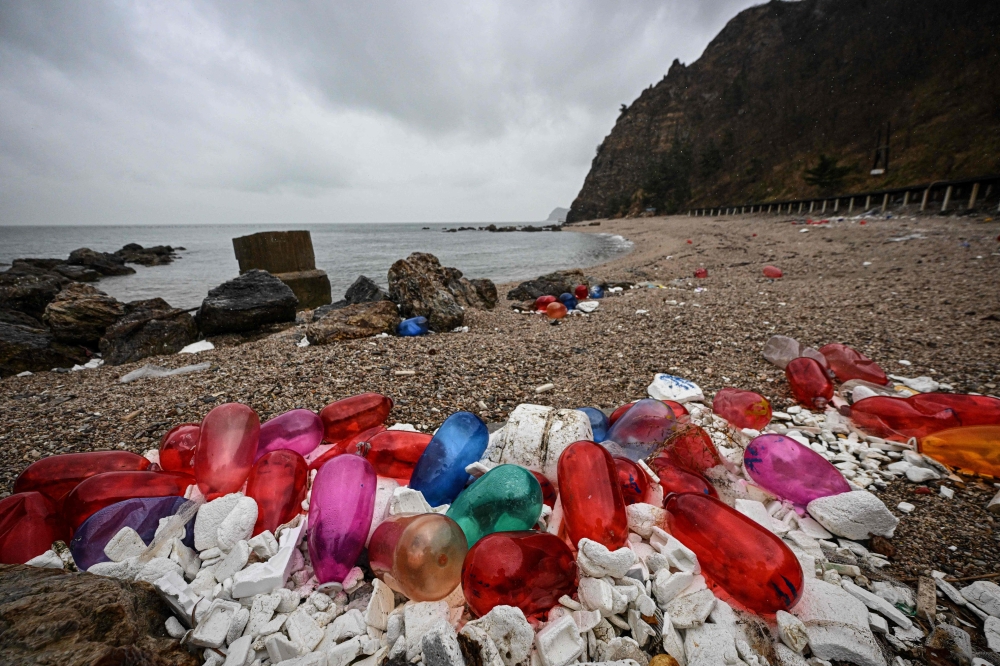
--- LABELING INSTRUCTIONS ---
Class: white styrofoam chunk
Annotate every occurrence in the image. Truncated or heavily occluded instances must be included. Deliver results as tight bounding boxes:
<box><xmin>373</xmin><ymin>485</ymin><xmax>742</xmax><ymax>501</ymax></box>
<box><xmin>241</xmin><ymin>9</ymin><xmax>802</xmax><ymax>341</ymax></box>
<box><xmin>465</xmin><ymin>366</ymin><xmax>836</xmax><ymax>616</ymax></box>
<box><xmin>243</xmin><ymin>592</ymin><xmax>280</xmax><ymax>638</ymax></box>
<box><xmin>326</xmin><ymin>636</ymin><xmax>364</xmax><ymax>666</ymax></box>
<box><xmin>368</xmin><ymin>477</ymin><xmax>399</xmax><ymax>546</ymax></box>
<box><xmin>365</xmin><ymin>578</ymin><xmax>394</xmax><ymax>631</ymax></box>
<box><xmin>328</xmin><ymin>608</ymin><xmax>367</xmax><ymax>643</ymax></box>
<box><xmin>190</xmin><ymin>599</ymin><xmax>241</xmax><ymax>648</ymax></box>
<box><xmin>286</xmin><ymin>608</ymin><xmax>324</xmax><ymax>653</ymax></box>
<box><xmin>652</xmin><ymin>570</ymin><xmax>694</xmax><ymax>607</ymax></box>
<box><xmin>458</xmin><ymin>623</ymin><xmax>505</xmax><ymax>666</ymax></box>
<box><xmin>665</xmin><ymin>588</ymin><xmax>716</xmax><ymax>629</ymax></box>
<box><xmin>791</xmin><ymin>578</ymin><xmax>887</xmax><ymax>666</ymax></box>
<box><xmin>648</xmin><ymin>374</ymin><xmax>704</xmax><ymax>403</ymax></box>
<box><xmin>483</xmin><ymin>404</ymin><xmax>592</xmax><ymax>487</ymax></box>
<box><xmin>214</xmin><ymin>540</ymin><xmax>250</xmax><ymax>583</ymax></box>
<box><xmin>534</xmin><ymin>614</ymin><xmax>584</xmax><ymax>666</ymax></box>
<box><xmin>231</xmin><ymin>517</ymin><xmax>306</xmax><ymax>598</ymax></box>
<box><xmin>461</xmin><ymin>605</ymin><xmax>534</xmax><ymax>666</ymax></box>
<box><xmin>578</xmin><ymin>577</ymin><xmax>615</xmax><ymax>616</ymax></box>
<box><xmin>806</xmin><ymin>491</ymin><xmax>898</xmax><ymax>541</ymax></box>
<box><xmin>389</xmin><ymin>487</ymin><xmax>433</xmax><ymax>516</ymax></box>
<box><xmin>682</xmin><ymin>623</ymin><xmax>740</xmax><ymax>666</ymax></box>
<box><xmin>960</xmin><ymin>580</ymin><xmax>1000</xmax><ymax>617</ymax></box>
<box><xmin>25</xmin><ymin>549</ymin><xmax>64</xmax><ymax>569</ymax></box>
<box><xmin>655</xmin><ymin>530</ymin><xmax>700</xmax><ymax>574</ymax></box>
<box><xmin>217</xmin><ymin>496</ymin><xmax>258</xmax><ymax>552</ymax></box>
<box><xmin>104</xmin><ymin>527</ymin><xmax>147</xmax><ymax>562</ymax></box>
<box><xmin>134</xmin><ymin>557</ymin><xmax>182</xmax><ymax>584</ymax></box>
<box><xmin>985</xmin><ymin>616</ymin><xmax>1000</xmax><ymax>652</ymax></box>
<box><xmin>265</xmin><ymin>633</ymin><xmax>299</xmax><ymax>664</ymax></box>
<box><xmin>165</xmin><ymin>615</ymin><xmax>186</xmax><ymax>639</ymax></box>
<box><xmin>195</xmin><ymin>494</ymin><xmax>243</xmax><ymax>551</ymax></box>
<box><xmin>777</xmin><ymin>610</ymin><xmax>809</xmax><ymax>653</ymax></box>
<box><xmin>421</xmin><ymin>621</ymin><xmax>464</xmax><ymax>666</ymax></box>
<box><xmin>222</xmin><ymin>635</ymin><xmax>252</xmax><ymax>666</ymax></box>
<box><xmin>576</xmin><ymin>538</ymin><xmax>637</xmax><ymax>579</ymax></box>
<box><xmin>247</xmin><ymin>530</ymin><xmax>278</xmax><ymax>559</ymax></box>
<box><xmin>840</xmin><ymin>580</ymin><xmax>913</xmax><ymax>629</ymax></box>
<box><xmin>404</xmin><ymin>601</ymin><xmax>450</xmax><ymax>661</ymax></box>
<box><xmin>625</xmin><ymin>503</ymin><xmax>665</xmax><ymax>538</ymax></box>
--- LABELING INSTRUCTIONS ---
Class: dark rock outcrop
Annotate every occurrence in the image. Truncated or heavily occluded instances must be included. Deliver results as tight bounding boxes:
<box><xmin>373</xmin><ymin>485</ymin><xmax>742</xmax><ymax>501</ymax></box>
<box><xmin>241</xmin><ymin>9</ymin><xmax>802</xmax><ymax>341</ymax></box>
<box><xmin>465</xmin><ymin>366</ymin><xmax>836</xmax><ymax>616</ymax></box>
<box><xmin>306</xmin><ymin>300</ymin><xmax>401</xmax><ymax>344</ymax></box>
<box><xmin>43</xmin><ymin>284</ymin><xmax>125</xmax><ymax>348</ymax></box>
<box><xmin>196</xmin><ymin>269</ymin><xmax>298</xmax><ymax>336</ymax></box>
<box><xmin>505</xmin><ymin>268</ymin><xmax>586</xmax><ymax>301</ymax></box>
<box><xmin>0</xmin><ymin>273</ymin><xmax>64</xmax><ymax>319</ymax></box>
<box><xmin>114</xmin><ymin>243</ymin><xmax>178</xmax><ymax>266</ymax></box>
<box><xmin>345</xmin><ymin>275</ymin><xmax>391</xmax><ymax>305</ymax></box>
<box><xmin>99</xmin><ymin>298</ymin><xmax>198</xmax><ymax>365</ymax></box>
<box><xmin>566</xmin><ymin>0</ymin><xmax>1000</xmax><ymax>221</ymax></box>
<box><xmin>0</xmin><ymin>564</ymin><xmax>197</xmax><ymax>666</ymax></box>
<box><xmin>0</xmin><ymin>309</ymin><xmax>43</xmax><ymax>328</ymax></box>
<box><xmin>0</xmin><ymin>323</ymin><xmax>88</xmax><ymax>377</ymax></box>
<box><xmin>67</xmin><ymin>248</ymin><xmax>136</xmax><ymax>277</ymax></box>
<box><xmin>388</xmin><ymin>254</ymin><xmax>466</xmax><ymax>332</ymax></box>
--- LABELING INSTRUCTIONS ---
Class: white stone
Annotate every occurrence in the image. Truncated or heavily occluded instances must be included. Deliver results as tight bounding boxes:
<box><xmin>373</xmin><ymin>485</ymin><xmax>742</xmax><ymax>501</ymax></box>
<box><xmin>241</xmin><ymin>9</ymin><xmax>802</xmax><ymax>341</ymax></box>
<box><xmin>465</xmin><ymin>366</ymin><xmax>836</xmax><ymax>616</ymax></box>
<box><xmin>534</xmin><ymin>614</ymin><xmax>584</xmax><ymax>666</ymax></box>
<box><xmin>625</xmin><ymin>503</ymin><xmax>665</xmax><ymax>538</ymax></box>
<box><xmin>223</xmin><ymin>634</ymin><xmax>253</xmax><ymax>666</ymax></box>
<box><xmin>777</xmin><ymin>610</ymin><xmax>809</xmax><ymax>653</ymax></box>
<box><xmin>985</xmin><ymin>616</ymin><xmax>1000</xmax><ymax>652</ymax></box>
<box><xmin>217</xmin><ymin>497</ymin><xmax>258</xmax><ymax>552</ymax></box>
<box><xmin>247</xmin><ymin>531</ymin><xmax>278</xmax><ymax>559</ymax></box>
<box><xmin>165</xmin><ymin>615</ymin><xmax>186</xmax><ymax>639</ymax></box>
<box><xmin>896</xmin><ymin>502</ymin><xmax>914</xmax><ymax>514</ymax></box>
<box><xmin>215</xmin><ymin>540</ymin><xmax>250</xmax><ymax>583</ymax></box>
<box><xmin>195</xmin><ymin>494</ymin><xmax>243</xmax><ymax>551</ymax></box>
<box><xmin>422</xmin><ymin>621</ymin><xmax>464</xmax><ymax>666</ymax></box>
<box><xmin>576</xmin><ymin>538</ymin><xmax>637</xmax><ymax>578</ymax></box>
<box><xmin>405</xmin><ymin>601</ymin><xmax>450</xmax><ymax>660</ymax></box>
<box><xmin>791</xmin><ymin>578</ymin><xmax>887</xmax><ymax>666</ymax></box>
<box><xmin>190</xmin><ymin>599</ymin><xmax>241</xmax><ymax>648</ymax></box>
<box><xmin>961</xmin><ymin>580</ymin><xmax>1000</xmax><ymax>617</ymax></box>
<box><xmin>232</xmin><ymin>517</ymin><xmax>306</xmax><ymax>598</ymax></box>
<box><xmin>578</xmin><ymin>577</ymin><xmax>615</xmax><ymax>616</ymax></box>
<box><xmin>462</xmin><ymin>605</ymin><xmax>534</xmax><ymax>666</ymax></box>
<box><xmin>364</xmin><ymin>578</ymin><xmax>394</xmax><ymax>631</ymax></box>
<box><xmin>104</xmin><ymin>527</ymin><xmax>147</xmax><ymax>562</ymax></box>
<box><xmin>25</xmin><ymin>549</ymin><xmax>64</xmax><ymax>569</ymax></box>
<box><xmin>648</xmin><ymin>373</ymin><xmax>704</xmax><ymax>403</ymax></box>
<box><xmin>806</xmin><ymin>491</ymin><xmax>898</xmax><ymax>540</ymax></box>
<box><xmin>389</xmin><ymin>487</ymin><xmax>433</xmax><ymax>515</ymax></box>
<box><xmin>368</xmin><ymin>477</ymin><xmax>399</xmax><ymax>546</ymax></box>
<box><xmin>665</xmin><ymin>589</ymin><xmax>716</xmax><ymax>628</ymax></box>
<box><xmin>840</xmin><ymin>580</ymin><xmax>912</xmax><ymax>629</ymax></box>
<box><xmin>939</xmin><ymin>486</ymin><xmax>955</xmax><ymax>499</ymax></box>
<box><xmin>797</xmin><ymin>515</ymin><xmax>834</xmax><ymax>539</ymax></box>
<box><xmin>683</xmin><ymin>623</ymin><xmax>742</xmax><ymax>666</ymax></box>
<box><xmin>483</xmin><ymin>404</ymin><xmax>593</xmax><ymax>486</ymax></box>
<box><xmin>265</xmin><ymin>633</ymin><xmax>299</xmax><ymax>664</ymax></box>
<box><xmin>652</xmin><ymin>570</ymin><xmax>694</xmax><ymax>607</ymax></box>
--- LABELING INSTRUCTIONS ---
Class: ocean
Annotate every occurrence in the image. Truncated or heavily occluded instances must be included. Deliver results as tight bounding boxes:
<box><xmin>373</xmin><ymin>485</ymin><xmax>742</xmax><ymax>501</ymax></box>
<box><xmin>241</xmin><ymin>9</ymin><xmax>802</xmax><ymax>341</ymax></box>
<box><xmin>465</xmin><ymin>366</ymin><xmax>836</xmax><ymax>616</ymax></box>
<box><xmin>0</xmin><ymin>223</ymin><xmax>631</xmax><ymax>310</ymax></box>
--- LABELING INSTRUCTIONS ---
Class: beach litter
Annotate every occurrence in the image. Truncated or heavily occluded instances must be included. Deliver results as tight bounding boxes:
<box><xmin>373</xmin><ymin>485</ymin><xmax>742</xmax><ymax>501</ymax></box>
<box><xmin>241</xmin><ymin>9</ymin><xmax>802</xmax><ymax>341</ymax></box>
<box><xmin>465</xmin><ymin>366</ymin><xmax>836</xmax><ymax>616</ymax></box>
<box><xmin>180</xmin><ymin>340</ymin><xmax>215</xmax><ymax>354</ymax></box>
<box><xmin>3</xmin><ymin>335</ymin><xmax>1000</xmax><ymax>666</ymax></box>
<box><xmin>119</xmin><ymin>362</ymin><xmax>212</xmax><ymax>384</ymax></box>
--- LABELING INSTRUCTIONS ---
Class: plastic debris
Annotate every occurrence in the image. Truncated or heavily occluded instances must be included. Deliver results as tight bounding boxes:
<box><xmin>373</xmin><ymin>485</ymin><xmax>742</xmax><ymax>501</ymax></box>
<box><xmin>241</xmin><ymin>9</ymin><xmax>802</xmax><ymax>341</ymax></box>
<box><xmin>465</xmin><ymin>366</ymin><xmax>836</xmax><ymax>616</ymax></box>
<box><xmin>119</xmin><ymin>362</ymin><xmax>211</xmax><ymax>383</ymax></box>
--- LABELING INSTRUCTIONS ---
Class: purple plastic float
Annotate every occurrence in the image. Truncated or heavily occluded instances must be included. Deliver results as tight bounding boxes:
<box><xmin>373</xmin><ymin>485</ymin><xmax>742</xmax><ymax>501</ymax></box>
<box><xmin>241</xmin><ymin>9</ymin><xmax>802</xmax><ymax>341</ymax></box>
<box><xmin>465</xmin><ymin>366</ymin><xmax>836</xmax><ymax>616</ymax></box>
<box><xmin>604</xmin><ymin>398</ymin><xmax>677</xmax><ymax>461</ymax></box>
<box><xmin>743</xmin><ymin>434</ymin><xmax>851</xmax><ymax>507</ymax></box>
<box><xmin>69</xmin><ymin>496</ymin><xmax>193</xmax><ymax>571</ymax></box>
<box><xmin>308</xmin><ymin>454</ymin><xmax>377</xmax><ymax>583</ymax></box>
<box><xmin>256</xmin><ymin>409</ymin><xmax>324</xmax><ymax>461</ymax></box>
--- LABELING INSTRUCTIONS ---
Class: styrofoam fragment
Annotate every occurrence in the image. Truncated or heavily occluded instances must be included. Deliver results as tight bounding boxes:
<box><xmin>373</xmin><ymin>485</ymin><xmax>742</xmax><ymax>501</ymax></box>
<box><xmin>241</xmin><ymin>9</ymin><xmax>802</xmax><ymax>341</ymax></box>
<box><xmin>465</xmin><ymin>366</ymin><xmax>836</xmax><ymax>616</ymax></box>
<box><xmin>327</xmin><ymin>608</ymin><xmax>367</xmax><ymax>643</ymax></box>
<box><xmin>777</xmin><ymin>610</ymin><xmax>809</xmax><ymax>652</ymax></box>
<box><xmin>461</xmin><ymin>605</ymin><xmax>534</xmax><ymax>666</ymax></box>
<box><xmin>806</xmin><ymin>491</ymin><xmax>898</xmax><ymax>541</ymax></box>
<box><xmin>243</xmin><ymin>592</ymin><xmax>280</xmax><ymax>638</ymax></box>
<box><xmin>326</xmin><ymin>636</ymin><xmax>364</xmax><ymax>666</ymax></box>
<box><xmin>660</xmin><ymin>613</ymin><xmax>685</xmax><ymax>666</ymax></box>
<box><xmin>365</xmin><ymin>578</ymin><xmax>394</xmax><ymax>631</ymax></box>
<box><xmin>652</xmin><ymin>529</ymin><xmax>700</xmax><ymax>574</ymax></box>
<box><xmin>135</xmin><ymin>557</ymin><xmax>183</xmax><ymax>584</ymax></box>
<box><xmin>421</xmin><ymin>621</ymin><xmax>464</xmax><ymax>666</ymax></box>
<box><xmin>578</xmin><ymin>577</ymin><xmax>615</xmax><ymax>616</ymax></box>
<box><xmin>153</xmin><ymin>571</ymin><xmax>203</xmax><ymax>626</ymax></box>
<box><xmin>217</xmin><ymin>497</ymin><xmax>258</xmax><ymax>552</ymax></box>
<box><xmin>190</xmin><ymin>599</ymin><xmax>241</xmax><ymax>648</ymax></box>
<box><xmin>247</xmin><ymin>531</ymin><xmax>278</xmax><ymax>559</ymax></box>
<box><xmin>368</xmin><ymin>477</ymin><xmax>399</xmax><ymax>546</ymax></box>
<box><xmin>665</xmin><ymin>588</ymin><xmax>716</xmax><ymax>628</ymax></box>
<box><xmin>534</xmin><ymin>614</ymin><xmax>584</xmax><ymax>666</ymax></box>
<box><xmin>389</xmin><ymin>487</ymin><xmax>433</xmax><ymax>515</ymax></box>
<box><xmin>222</xmin><ymin>634</ymin><xmax>252</xmax><ymax>666</ymax></box>
<box><xmin>104</xmin><ymin>527</ymin><xmax>147</xmax><ymax>562</ymax></box>
<box><xmin>625</xmin><ymin>503</ymin><xmax>665</xmax><ymax>538</ymax></box>
<box><xmin>26</xmin><ymin>549</ymin><xmax>64</xmax><ymax>569</ymax></box>
<box><xmin>459</xmin><ymin>623</ymin><xmax>505</xmax><ymax>666</ymax></box>
<box><xmin>165</xmin><ymin>615</ymin><xmax>186</xmax><ymax>639</ymax></box>
<box><xmin>840</xmin><ymin>580</ymin><xmax>913</xmax><ymax>629</ymax></box>
<box><xmin>195</xmin><ymin>494</ymin><xmax>243</xmax><ymax>551</ymax></box>
<box><xmin>231</xmin><ymin>517</ymin><xmax>306</xmax><ymax>598</ymax></box>
<box><xmin>868</xmin><ymin>613</ymin><xmax>888</xmax><ymax>635</ymax></box>
<box><xmin>652</xmin><ymin>570</ymin><xmax>694</xmax><ymax>607</ymax></box>
<box><xmin>483</xmin><ymin>404</ymin><xmax>592</xmax><ymax>487</ymax></box>
<box><xmin>286</xmin><ymin>608</ymin><xmax>324</xmax><ymax>653</ymax></box>
<box><xmin>576</xmin><ymin>538</ymin><xmax>637</xmax><ymax>579</ymax></box>
<box><xmin>404</xmin><ymin>602</ymin><xmax>450</xmax><ymax>661</ymax></box>
<box><xmin>960</xmin><ymin>580</ymin><xmax>1000</xmax><ymax>617</ymax></box>
<box><xmin>683</xmin><ymin>623</ymin><xmax>740</xmax><ymax>666</ymax></box>
<box><xmin>265</xmin><ymin>633</ymin><xmax>298</xmax><ymax>664</ymax></box>
<box><xmin>791</xmin><ymin>578</ymin><xmax>887</xmax><ymax>666</ymax></box>
<box><xmin>215</xmin><ymin>540</ymin><xmax>250</xmax><ymax>583</ymax></box>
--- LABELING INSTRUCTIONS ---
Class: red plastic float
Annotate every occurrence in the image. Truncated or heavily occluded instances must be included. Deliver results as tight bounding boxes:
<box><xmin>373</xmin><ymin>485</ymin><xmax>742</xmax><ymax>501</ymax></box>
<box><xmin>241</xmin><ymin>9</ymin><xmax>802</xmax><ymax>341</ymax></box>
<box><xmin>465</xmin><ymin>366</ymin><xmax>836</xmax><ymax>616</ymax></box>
<box><xmin>785</xmin><ymin>357</ymin><xmax>834</xmax><ymax>409</ymax></box>
<box><xmin>557</xmin><ymin>441</ymin><xmax>628</xmax><ymax>550</ymax></box>
<box><xmin>319</xmin><ymin>393</ymin><xmax>392</xmax><ymax>445</ymax></box>
<box><xmin>63</xmin><ymin>471</ymin><xmax>194</xmax><ymax>532</ymax></box>
<box><xmin>14</xmin><ymin>451</ymin><xmax>150</xmax><ymax>509</ymax></box>
<box><xmin>712</xmin><ymin>388</ymin><xmax>772</xmax><ymax>430</ymax></box>
<box><xmin>819</xmin><ymin>343</ymin><xmax>888</xmax><ymax>385</ymax></box>
<box><xmin>194</xmin><ymin>403</ymin><xmax>260</xmax><ymax>499</ymax></box>
<box><xmin>246</xmin><ymin>450</ymin><xmax>308</xmax><ymax>536</ymax></box>
<box><xmin>159</xmin><ymin>423</ymin><xmax>200</xmax><ymax>472</ymax></box>
<box><xmin>0</xmin><ymin>492</ymin><xmax>71</xmax><ymax>564</ymax></box>
<box><xmin>614</xmin><ymin>457</ymin><xmax>649</xmax><ymax>505</ymax></box>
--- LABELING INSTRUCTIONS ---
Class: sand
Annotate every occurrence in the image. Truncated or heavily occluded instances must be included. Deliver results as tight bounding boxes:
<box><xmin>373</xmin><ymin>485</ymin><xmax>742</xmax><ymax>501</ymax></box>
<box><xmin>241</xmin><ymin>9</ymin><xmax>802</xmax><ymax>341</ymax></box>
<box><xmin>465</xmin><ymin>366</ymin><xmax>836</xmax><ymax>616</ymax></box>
<box><xmin>2</xmin><ymin>210</ymin><xmax>999</xmax><ymax>580</ymax></box>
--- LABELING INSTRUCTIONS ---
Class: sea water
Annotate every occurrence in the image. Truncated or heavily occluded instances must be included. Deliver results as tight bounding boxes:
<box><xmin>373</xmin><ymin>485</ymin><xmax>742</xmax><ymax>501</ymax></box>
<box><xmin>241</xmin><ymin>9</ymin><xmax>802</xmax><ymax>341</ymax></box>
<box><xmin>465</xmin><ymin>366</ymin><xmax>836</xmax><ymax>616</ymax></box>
<box><xmin>0</xmin><ymin>223</ymin><xmax>631</xmax><ymax>310</ymax></box>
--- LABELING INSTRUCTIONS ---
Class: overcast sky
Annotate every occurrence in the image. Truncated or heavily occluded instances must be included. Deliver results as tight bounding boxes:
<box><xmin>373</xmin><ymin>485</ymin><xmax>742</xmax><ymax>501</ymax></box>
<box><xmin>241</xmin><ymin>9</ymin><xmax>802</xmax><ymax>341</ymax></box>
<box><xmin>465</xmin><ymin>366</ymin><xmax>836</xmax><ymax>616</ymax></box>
<box><xmin>0</xmin><ymin>1</ymin><xmax>759</xmax><ymax>226</ymax></box>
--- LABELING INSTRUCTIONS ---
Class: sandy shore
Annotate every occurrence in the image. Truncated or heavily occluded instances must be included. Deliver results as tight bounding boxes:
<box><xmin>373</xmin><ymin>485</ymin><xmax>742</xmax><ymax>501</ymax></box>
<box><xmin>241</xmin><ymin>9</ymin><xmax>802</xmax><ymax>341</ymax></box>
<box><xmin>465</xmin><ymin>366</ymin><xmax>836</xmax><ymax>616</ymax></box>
<box><xmin>2</xmin><ymin>211</ymin><xmax>999</xmax><ymax>581</ymax></box>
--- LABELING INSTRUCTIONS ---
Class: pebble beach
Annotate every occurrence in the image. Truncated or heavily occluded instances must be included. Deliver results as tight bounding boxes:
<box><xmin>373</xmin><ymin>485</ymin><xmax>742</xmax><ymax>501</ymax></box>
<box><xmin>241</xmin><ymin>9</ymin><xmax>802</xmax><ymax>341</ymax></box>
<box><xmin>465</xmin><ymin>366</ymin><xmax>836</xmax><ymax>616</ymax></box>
<box><xmin>2</xmin><ymin>211</ymin><xmax>999</xmax><ymax>611</ymax></box>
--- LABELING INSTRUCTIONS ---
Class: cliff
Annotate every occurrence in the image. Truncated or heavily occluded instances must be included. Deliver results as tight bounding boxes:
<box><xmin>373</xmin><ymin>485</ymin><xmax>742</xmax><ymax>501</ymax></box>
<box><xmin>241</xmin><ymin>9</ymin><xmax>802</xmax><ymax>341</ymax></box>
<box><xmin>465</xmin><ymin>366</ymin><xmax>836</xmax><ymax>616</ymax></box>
<box><xmin>567</xmin><ymin>0</ymin><xmax>1000</xmax><ymax>222</ymax></box>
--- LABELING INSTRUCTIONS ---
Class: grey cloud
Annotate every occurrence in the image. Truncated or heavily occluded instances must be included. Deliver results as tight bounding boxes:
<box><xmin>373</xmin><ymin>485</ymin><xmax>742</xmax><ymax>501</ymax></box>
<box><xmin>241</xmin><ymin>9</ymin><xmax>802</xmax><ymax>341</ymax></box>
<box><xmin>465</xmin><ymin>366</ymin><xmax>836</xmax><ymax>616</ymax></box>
<box><xmin>0</xmin><ymin>0</ymin><xmax>759</xmax><ymax>225</ymax></box>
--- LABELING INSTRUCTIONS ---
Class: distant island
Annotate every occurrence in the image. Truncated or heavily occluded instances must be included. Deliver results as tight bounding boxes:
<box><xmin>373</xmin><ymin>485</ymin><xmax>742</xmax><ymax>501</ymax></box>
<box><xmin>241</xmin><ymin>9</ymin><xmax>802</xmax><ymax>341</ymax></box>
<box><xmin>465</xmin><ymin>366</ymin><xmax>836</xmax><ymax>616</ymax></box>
<box><xmin>546</xmin><ymin>207</ymin><xmax>569</xmax><ymax>223</ymax></box>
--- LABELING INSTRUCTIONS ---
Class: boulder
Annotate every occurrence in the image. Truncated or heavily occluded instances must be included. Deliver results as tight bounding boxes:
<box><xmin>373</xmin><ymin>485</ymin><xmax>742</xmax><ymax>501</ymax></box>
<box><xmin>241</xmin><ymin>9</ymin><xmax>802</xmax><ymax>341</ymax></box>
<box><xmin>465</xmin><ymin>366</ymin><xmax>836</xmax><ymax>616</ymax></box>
<box><xmin>43</xmin><ymin>283</ymin><xmax>125</xmax><ymax>347</ymax></box>
<box><xmin>0</xmin><ymin>322</ymin><xmax>88</xmax><ymax>377</ymax></box>
<box><xmin>0</xmin><ymin>309</ymin><xmax>43</xmax><ymax>328</ymax></box>
<box><xmin>0</xmin><ymin>563</ymin><xmax>197</xmax><ymax>666</ymax></box>
<box><xmin>115</xmin><ymin>244</ymin><xmax>177</xmax><ymax>266</ymax></box>
<box><xmin>387</xmin><ymin>253</ymin><xmax>497</xmax><ymax>331</ymax></box>
<box><xmin>307</xmin><ymin>301</ymin><xmax>400</xmax><ymax>344</ymax></box>
<box><xmin>0</xmin><ymin>273</ymin><xmax>65</xmax><ymax>318</ymax></box>
<box><xmin>52</xmin><ymin>265</ymin><xmax>102</xmax><ymax>282</ymax></box>
<box><xmin>99</xmin><ymin>298</ymin><xmax>198</xmax><ymax>365</ymax></box>
<box><xmin>196</xmin><ymin>270</ymin><xmax>298</xmax><ymax>336</ymax></box>
<box><xmin>67</xmin><ymin>248</ymin><xmax>136</xmax><ymax>276</ymax></box>
<box><xmin>505</xmin><ymin>269</ymin><xmax>586</xmax><ymax>301</ymax></box>
<box><xmin>345</xmin><ymin>275</ymin><xmax>391</xmax><ymax>305</ymax></box>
